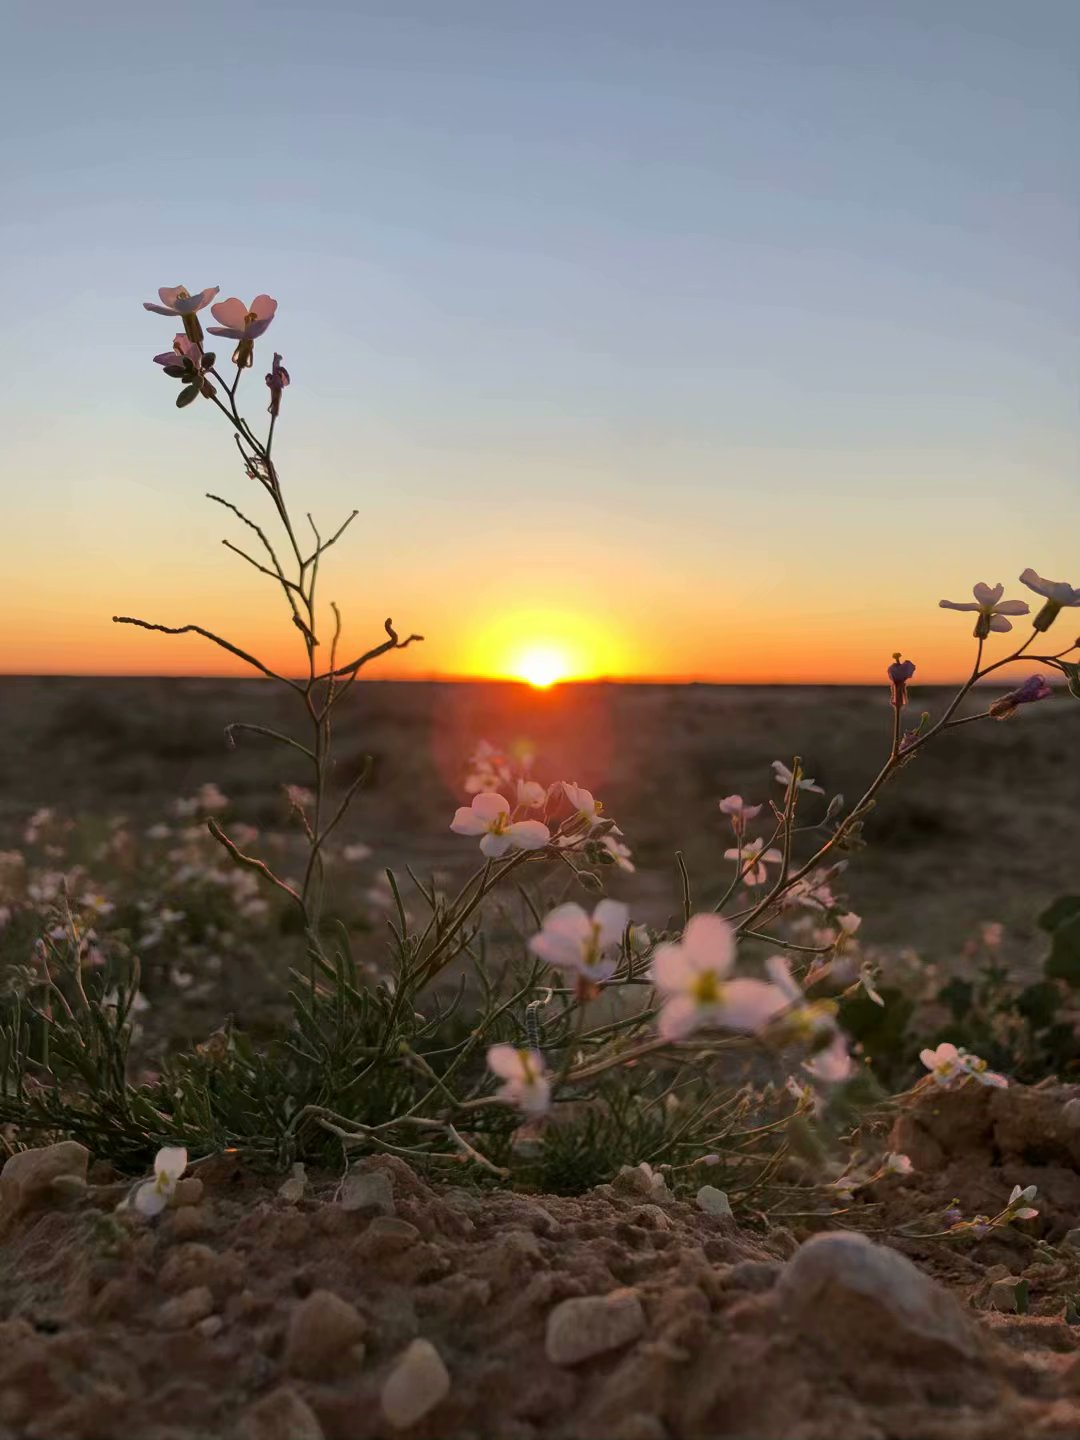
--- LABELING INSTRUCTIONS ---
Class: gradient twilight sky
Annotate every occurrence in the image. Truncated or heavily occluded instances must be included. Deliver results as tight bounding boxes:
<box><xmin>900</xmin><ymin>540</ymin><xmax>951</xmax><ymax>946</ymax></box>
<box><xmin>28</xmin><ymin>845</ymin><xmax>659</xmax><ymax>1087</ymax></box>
<box><xmin>3</xmin><ymin>0</ymin><xmax>1077</xmax><ymax>682</ymax></box>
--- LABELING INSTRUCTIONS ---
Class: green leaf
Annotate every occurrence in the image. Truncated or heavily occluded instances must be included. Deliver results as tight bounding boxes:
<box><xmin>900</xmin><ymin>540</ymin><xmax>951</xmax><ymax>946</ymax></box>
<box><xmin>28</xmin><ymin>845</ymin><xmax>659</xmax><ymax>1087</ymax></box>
<box><xmin>1056</xmin><ymin>660</ymin><xmax>1080</xmax><ymax>700</ymax></box>
<box><xmin>1044</xmin><ymin>913</ymin><xmax>1080</xmax><ymax>986</ymax></box>
<box><xmin>1038</xmin><ymin>896</ymin><xmax>1080</xmax><ymax>934</ymax></box>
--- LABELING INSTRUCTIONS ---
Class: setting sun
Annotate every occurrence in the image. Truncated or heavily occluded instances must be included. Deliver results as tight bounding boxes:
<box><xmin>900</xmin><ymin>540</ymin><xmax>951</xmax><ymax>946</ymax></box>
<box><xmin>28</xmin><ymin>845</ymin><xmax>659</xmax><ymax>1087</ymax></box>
<box><xmin>513</xmin><ymin>645</ymin><xmax>570</xmax><ymax>689</ymax></box>
<box><xmin>455</xmin><ymin>609</ymin><xmax>630</xmax><ymax>684</ymax></box>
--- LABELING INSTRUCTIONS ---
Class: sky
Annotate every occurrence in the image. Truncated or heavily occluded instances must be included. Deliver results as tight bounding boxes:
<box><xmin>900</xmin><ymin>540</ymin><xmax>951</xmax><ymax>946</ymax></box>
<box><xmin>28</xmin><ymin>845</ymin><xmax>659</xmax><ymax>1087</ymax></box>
<box><xmin>3</xmin><ymin>0</ymin><xmax>1077</xmax><ymax>683</ymax></box>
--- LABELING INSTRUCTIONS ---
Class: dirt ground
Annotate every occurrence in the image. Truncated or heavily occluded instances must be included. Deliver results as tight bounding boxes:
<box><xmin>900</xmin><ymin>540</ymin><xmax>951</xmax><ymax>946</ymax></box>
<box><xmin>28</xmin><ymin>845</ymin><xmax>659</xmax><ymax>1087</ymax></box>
<box><xmin>6</xmin><ymin>1079</ymin><xmax>1080</xmax><ymax>1439</ymax></box>
<box><xmin>1</xmin><ymin>676</ymin><xmax>1076</xmax><ymax>956</ymax></box>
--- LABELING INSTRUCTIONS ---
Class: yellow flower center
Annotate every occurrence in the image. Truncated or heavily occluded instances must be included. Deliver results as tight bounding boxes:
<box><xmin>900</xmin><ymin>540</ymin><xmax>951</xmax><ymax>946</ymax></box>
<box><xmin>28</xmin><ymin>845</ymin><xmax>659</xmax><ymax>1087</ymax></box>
<box><xmin>692</xmin><ymin>971</ymin><xmax>722</xmax><ymax>1005</ymax></box>
<box><xmin>244</xmin><ymin>310</ymin><xmax>258</xmax><ymax>327</ymax></box>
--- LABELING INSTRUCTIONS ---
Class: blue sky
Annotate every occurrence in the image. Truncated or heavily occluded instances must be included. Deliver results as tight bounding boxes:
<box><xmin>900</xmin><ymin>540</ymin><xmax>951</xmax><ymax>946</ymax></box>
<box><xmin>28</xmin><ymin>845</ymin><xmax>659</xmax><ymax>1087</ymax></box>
<box><xmin>4</xmin><ymin>0</ymin><xmax>1077</xmax><ymax>679</ymax></box>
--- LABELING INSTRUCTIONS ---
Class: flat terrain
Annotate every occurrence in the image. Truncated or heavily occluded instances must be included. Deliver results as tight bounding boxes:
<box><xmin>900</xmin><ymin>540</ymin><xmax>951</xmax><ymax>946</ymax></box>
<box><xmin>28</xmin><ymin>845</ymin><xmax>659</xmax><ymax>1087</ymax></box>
<box><xmin>1</xmin><ymin>676</ymin><xmax>1076</xmax><ymax>957</ymax></box>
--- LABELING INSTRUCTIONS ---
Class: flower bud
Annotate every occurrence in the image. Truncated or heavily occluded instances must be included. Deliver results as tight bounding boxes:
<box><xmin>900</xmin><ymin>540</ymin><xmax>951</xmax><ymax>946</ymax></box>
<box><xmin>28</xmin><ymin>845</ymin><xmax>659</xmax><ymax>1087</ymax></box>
<box><xmin>988</xmin><ymin>673</ymin><xmax>1052</xmax><ymax>720</ymax></box>
<box><xmin>1034</xmin><ymin>599</ymin><xmax>1062</xmax><ymax>631</ymax></box>
<box><xmin>887</xmin><ymin>654</ymin><xmax>915</xmax><ymax>708</ymax></box>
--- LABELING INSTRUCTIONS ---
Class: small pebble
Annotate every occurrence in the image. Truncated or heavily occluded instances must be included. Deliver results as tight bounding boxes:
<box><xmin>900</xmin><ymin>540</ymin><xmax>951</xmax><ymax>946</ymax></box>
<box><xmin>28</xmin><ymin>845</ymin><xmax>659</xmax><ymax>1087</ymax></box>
<box><xmin>357</xmin><ymin>1215</ymin><xmax>421</xmax><ymax>1257</ymax></box>
<box><xmin>340</xmin><ymin>1168</ymin><xmax>395</xmax><ymax>1216</ymax></box>
<box><xmin>285</xmin><ymin>1288</ymin><xmax>367</xmax><ymax>1378</ymax></box>
<box><xmin>156</xmin><ymin>1284</ymin><xmax>214</xmax><ymax>1330</ymax></box>
<box><xmin>546</xmin><ymin>1289</ymin><xmax>646</xmax><ymax>1366</ymax></box>
<box><xmin>696</xmin><ymin>1186</ymin><xmax>733</xmax><ymax>1220</ymax></box>
<box><xmin>238</xmin><ymin>1386</ymin><xmax>325</xmax><ymax>1440</ymax></box>
<box><xmin>381</xmin><ymin>1338</ymin><xmax>451</xmax><ymax>1429</ymax></box>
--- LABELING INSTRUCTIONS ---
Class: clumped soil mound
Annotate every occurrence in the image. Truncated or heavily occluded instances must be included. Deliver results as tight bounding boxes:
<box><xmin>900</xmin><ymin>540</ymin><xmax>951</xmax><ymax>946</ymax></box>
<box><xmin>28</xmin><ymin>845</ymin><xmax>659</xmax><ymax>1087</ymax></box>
<box><xmin>6</xmin><ymin>1084</ymin><xmax>1080</xmax><ymax>1439</ymax></box>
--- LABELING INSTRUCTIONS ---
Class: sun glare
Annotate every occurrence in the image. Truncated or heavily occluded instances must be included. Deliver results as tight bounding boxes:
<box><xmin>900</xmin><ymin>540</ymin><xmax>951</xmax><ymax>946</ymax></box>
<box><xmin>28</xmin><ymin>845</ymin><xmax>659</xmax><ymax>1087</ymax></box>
<box><xmin>457</xmin><ymin>608</ymin><xmax>629</xmax><ymax>684</ymax></box>
<box><xmin>513</xmin><ymin>645</ymin><xmax>569</xmax><ymax>689</ymax></box>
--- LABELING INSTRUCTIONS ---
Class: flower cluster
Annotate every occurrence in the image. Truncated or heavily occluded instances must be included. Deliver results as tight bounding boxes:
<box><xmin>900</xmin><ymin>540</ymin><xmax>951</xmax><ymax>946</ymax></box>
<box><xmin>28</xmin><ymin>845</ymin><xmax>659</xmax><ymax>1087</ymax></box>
<box><xmin>919</xmin><ymin>1042</ymin><xmax>1007</xmax><ymax>1089</ymax></box>
<box><xmin>143</xmin><ymin>283</ymin><xmax>286</xmax><ymax>415</ymax></box>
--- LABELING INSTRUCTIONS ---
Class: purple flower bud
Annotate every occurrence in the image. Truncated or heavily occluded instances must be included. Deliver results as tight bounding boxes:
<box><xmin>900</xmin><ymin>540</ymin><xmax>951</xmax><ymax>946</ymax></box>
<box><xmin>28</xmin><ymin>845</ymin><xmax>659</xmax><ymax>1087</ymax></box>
<box><xmin>887</xmin><ymin>655</ymin><xmax>916</xmax><ymax>708</ymax></box>
<box><xmin>266</xmin><ymin>353</ymin><xmax>290</xmax><ymax>417</ymax></box>
<box><xmin>989</xmin><ymin>673</ymin><xmax>1053</xmax><ymax>720</ymax></box>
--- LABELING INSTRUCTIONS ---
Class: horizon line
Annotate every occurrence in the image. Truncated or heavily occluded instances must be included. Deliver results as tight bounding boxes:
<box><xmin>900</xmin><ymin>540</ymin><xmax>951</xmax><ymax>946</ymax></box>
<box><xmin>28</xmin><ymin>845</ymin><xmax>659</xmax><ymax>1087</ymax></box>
<box><xmin>0</xmin><ymin>671</ymin><xmax>1044</xmax><ymax>690</ymax></box>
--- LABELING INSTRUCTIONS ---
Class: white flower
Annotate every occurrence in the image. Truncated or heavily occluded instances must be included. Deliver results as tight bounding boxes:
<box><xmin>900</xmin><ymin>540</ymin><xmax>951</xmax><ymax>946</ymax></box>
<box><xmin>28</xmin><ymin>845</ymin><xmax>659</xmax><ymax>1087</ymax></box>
<box><xmin>939</xmin><ymin>582</ymin><xmax>1030</xmax><ymax>635</ymax></box>
<box><xmin>884</xmin><ymin>1152</ymin><xmax>913</xmax><ymax>1176</ymax></box>
<box><xmin>517</xmin><ymin>779</ymin><xmax>546</xmax><ymax>809</ymax></box>
<box><xmin>718</xmin><ymin>795</ymin><xmax>762</xmax><ymax>824</ymax></box>
<box><xmin>487</xmin><ymin>1044</ymin><xmax>551</xmax><ymax>1114</ymax></box>
<box><xmin>772</xmin><ymin>761</ymin><xmax>824</xmax><ymax>796</ymax></box>
<box><xmin>803</xmin><ymin>1032</ymin><xmax>855</xmax><ymax>1085</ymax></box>
<box><xmin>600</xmin><ymin>834</ymin><xmax>635</xmax><ymax>872</ymax></box>
<box><xmin>561</xmin><ymin>782</ymin><xmax>603</xmax><ymax>829</ymax></box>
<box><xmin>80</xmin><ymin>891</ymin><xmax>114</xmax><ymax>917</ymax></box>
<box><xmin>919</xmin><ymin>1043</ymin><xmax>1007</xmax><ymax>1090</ymax></box>
<box><xmin>133</xmin><ymin>1146</ymin><xmax>188</xmax><ymax>1216</ymax></box>
<box><xmin>919</xmin><ymin>1042</ymin><xmax>968</xmax><ymax>1087</ymax></box>
<box><xmin>1019</xmin><ymin>568</ymin><xmax>1080</xmax><ymax>607</ymax></box>
<box><xmin>528</xmin><ymin>899</ymin><xmax>629</xmax><ymax>982</ymax></box>
<box><xmin>723</xmin><ymin>837</ymin><xmax>782</xmax><ymax>886</ymax></box>
<box><xmin>343</xmin><ymin>843</ymin><xmax>372</xmax><ymax>862</ymax></box>
<box><xmin>651</xmin><ymin>914</ymin><xmax>786</xmax><ymax>1041</ymax></box>
<box><xmin>450</xmin><ymin>794</ymin><xmax>551</xmax><ymax>858</ymax></box>
<box><xmin>1006</xmin><ymin>1183</ymin><xmax>1039</xmax><ymax>1220</ymax></box>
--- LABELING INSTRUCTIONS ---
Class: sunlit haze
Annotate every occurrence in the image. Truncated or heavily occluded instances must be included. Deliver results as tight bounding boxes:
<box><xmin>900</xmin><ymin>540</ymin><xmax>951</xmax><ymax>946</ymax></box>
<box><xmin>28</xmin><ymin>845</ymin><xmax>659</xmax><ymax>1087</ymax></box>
<box><xmin>4</xmin><ymin>1</ymin><xmax>1077</xmax><ymax>682</ymax></box>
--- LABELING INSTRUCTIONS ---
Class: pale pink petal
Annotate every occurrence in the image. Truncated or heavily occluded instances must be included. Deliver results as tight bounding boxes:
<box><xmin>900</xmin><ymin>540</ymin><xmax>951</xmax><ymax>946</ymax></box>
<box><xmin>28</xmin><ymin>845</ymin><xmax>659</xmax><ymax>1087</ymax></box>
<box><xmin>244</xmin><ymin>317</ymin><xmax>275</xmax><ymax>339</ymax></box>
<box><xmin>987</xmin><ymin>614</ymin><xmax>1013</xmax><ymax>632</ymax></box>
<box><xmin>680</xmin><ymin>913</ymin><xmax>735</xmax><ymax>976</ymax></box>
<box><xmin>210</xmin><ymin>296</ymin><xmax>249</xmax><ymax>329</ymax></box>
<box><xmin>593</xmin><ymin>899</ymin><xmax>630</xmax><ymax>948</ymax></box>
<box><xmin>994</xmin><ymin>600</ymin><xmax>1030</xmax><ymax>615</ymax></box>
<box><xmin>762</xmin><ymin>849</ymin><xmax>783</xmax><ymax>864</ymax></box>
<box><xmin>487</xmin><ymin>1043</ymin><xmax>527</xmax><ymax>1079</ymax></box>
<box><xmin>540</xmin><ymin>903</ymin><xmax>591</xmax><ymax>940</ymax></box>
<box><xmin>249</xmin><ymin>294</ymin><xmax>278</xmax><ymax>322</ymax></box>
<box><xmin>155</xmin><ymin>1146</ymin><xmax>188</xmax><ymax>1181</ymax></box>
<box><xmin>650</xmin><ymin>942</ymin><xmax>693</xmax><ymax>995</ymax></box>
<box><xmin>480</xmin><ymin>832</ymin><xmax>513</xmax><ymax>858</ymax></box>
<box><xmin>658</xmin><ymin>995</ymin><xmax>700</xmax><ymax>1041</ymax></box>
<box><xmin>506</xmin><ymin>820</ymin><xmax>550</xmax><ymax>850</ymax></box>
<box><xmin>144</xmin><ymin>302</ymin><xmax>178</xmax><ymax>316</ymax></box>
<box><xmin>715</xmin><ymin>979</ymin><xmax>788</xmax><ymax>1032</ymax></box>
<box><xmin>472</xmin><ymin>793</ymin><xmax>511</xmax><ymax>822</ymax></box>
<box><xmin>939</xmin><ymin>600</ymin><xmax>981</xmax><ymax>612</ymax></box>
<box><xmin>528</xmin><ymin>930</ymin><xmax>584</xmax><ymax>970</ymax></box>
<box><xmin>205</xmin><ymin>325</ymin><xmax>244</xmax><ymax>339</ymax></box>
<box><xmin>133</xmin><ymin>1180</ymin><xmax>168</xmax><ymax>1216</ymax></box>
<box><xmin>972</xmin><ymin>582</ymin><xmax>1003</xmax><ymax>607</ymax></box>
<box><xmin>450</xmin><ymin>806</ymin><xmax>488</xmax><ymax>836</ymax></box>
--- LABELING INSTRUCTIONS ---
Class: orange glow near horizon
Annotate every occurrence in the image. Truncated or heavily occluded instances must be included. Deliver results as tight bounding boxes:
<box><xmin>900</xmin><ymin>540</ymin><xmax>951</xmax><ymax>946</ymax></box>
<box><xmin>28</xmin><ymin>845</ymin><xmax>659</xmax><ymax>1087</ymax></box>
<box><xmin>455</xmin><ymin>609</ymin><xmax>631</xmax><ymax>686</ymax></box>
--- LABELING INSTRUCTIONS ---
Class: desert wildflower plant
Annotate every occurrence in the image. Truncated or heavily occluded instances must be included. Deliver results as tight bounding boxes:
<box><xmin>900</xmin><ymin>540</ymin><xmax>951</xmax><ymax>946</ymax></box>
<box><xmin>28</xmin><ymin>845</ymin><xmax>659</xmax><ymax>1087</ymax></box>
<box><xmin>1</xmin><ymin>279</ymin><xmax>1079</xmax><ymax>1219</ymax></box>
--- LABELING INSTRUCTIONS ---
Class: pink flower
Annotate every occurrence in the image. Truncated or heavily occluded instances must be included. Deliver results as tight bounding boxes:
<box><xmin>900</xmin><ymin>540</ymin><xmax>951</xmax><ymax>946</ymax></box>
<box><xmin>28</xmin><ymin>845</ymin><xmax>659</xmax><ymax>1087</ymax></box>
<box><xmin>651</xmin><ymin>914</ymin><xmax>787</xmax><ymax>1041</ymax></box>
<box><xmin>939</xmin><ymin>582</ymin><xmax>1029</xmax><ymax>638</ymax></box>
<box><xmin>528</xmin><ymin>899</ymin><xmax>629</xmax><ymax>982</ymax></box>
<box><xmin>207</xmin><ymin>294</ymin><xmax>278</xmax><ymax>367</ymax></box>
<box><xmin>265</xmin><ymin>353</ymin><xmax>290</xmax><ymax>417</ymax></box>
<box><xmin>143</xmin><ymin>285</ymin><xmax>219</xmax><ymax>344</ymax></box>
<box><xmin>487</xmin><ymin>1045</ymin><xmax>550</xmax><ymax>1115</ymax></box>
<box><xmin>449</xmin><ymin>793</ymin><xmax>550</xmax><ymax>858</ymax></box>
<box><xmin>723</xmin><ymin>837</ymin><xmax>782</xmax><ymax>886</ymax></box>
<box><xmin>718</xmin><ymin>795</ymin><xmax>762</xmax><ymax>834</ymax></box>
<box><xmin>152</xmin><ymin>333</ymin><xmax>216</xmax><ymax>407</ymax></box>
